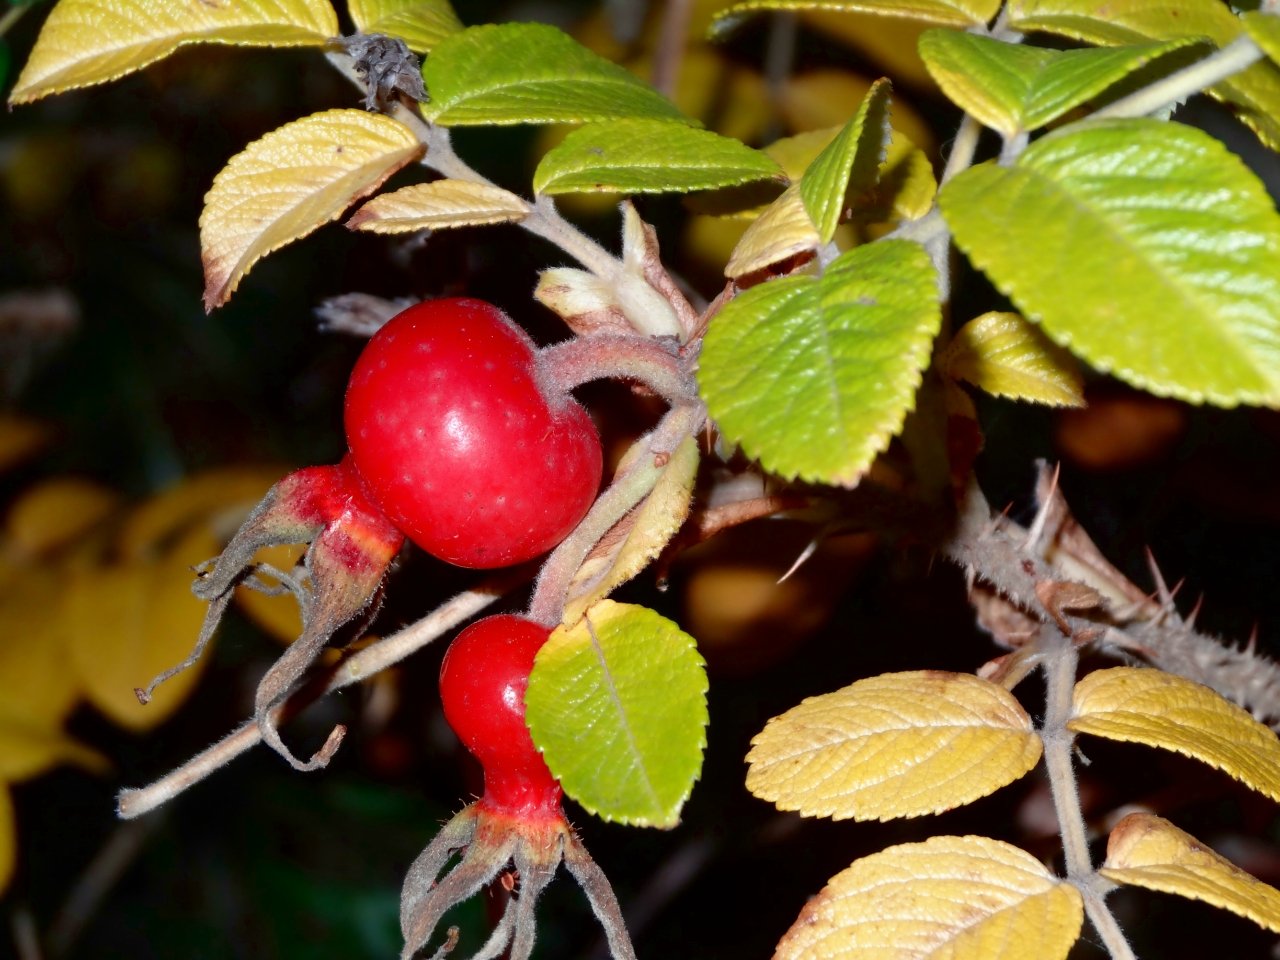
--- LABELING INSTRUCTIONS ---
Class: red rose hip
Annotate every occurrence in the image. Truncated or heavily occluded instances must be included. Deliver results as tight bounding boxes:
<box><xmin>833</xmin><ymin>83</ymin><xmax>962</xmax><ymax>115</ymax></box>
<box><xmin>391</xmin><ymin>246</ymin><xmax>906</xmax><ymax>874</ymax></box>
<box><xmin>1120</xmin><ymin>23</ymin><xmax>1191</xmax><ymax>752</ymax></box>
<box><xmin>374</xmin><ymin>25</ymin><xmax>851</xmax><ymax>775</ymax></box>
<box><xmin>344</xmin><ymin>298</ymin><xmax>602</xmax><ymax>568</ymax></box>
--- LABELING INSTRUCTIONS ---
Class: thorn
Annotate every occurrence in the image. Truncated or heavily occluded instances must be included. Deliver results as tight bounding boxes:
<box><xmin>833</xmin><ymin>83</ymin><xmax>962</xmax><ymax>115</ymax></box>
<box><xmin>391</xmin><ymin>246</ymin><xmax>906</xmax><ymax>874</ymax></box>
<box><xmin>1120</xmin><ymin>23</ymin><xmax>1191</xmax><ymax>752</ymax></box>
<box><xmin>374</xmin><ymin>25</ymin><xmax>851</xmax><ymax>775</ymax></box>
<box><xmin>1024</xmin><ymin>463</ymin><xmax>1061</xmax><ymax>553</ymax></box>
<box><xmin>1144</xmin><ymin>548</ymin><xmax>1177</xmax><ymax>616</ymax></box>
<box><xmin>1247</xmin><ymin>624</ymin><xmax>1260</xmax><ymax>654</ymax></box>
<box><xmin>1187</xmin><ymin>593</ymin><xmax>1204</xmax><ymax>630</ymax></box>
<box><xmin>778</xmin><ymin>538</ymin><xmax>820</xmax><ymax>583</ymax></box>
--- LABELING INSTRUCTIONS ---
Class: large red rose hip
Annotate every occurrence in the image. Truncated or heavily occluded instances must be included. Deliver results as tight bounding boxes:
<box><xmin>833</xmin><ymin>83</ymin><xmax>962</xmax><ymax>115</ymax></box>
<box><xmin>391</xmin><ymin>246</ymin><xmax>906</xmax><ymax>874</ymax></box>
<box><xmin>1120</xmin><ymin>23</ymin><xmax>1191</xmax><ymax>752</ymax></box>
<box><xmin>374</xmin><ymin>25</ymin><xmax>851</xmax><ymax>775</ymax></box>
<box><xmin>344</xmin><ymin>297</ymin><xmax>602</xmax><ymax>568</ymax></box>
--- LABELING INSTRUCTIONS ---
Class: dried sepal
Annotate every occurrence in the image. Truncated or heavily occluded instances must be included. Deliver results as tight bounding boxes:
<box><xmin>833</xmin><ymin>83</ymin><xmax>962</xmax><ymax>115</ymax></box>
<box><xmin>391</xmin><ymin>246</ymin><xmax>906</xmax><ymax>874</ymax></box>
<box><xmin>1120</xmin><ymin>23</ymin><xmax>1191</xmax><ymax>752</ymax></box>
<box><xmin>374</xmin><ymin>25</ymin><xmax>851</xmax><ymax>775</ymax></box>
<box><xmin>399</xmin><ymin>803</ymin><xmax>636</xmax><ymax>960</ymax></box>
<box><xmin>137</xmin><ymin>457</ymin><xmax>403</xmax><ymax>770</ymax></box>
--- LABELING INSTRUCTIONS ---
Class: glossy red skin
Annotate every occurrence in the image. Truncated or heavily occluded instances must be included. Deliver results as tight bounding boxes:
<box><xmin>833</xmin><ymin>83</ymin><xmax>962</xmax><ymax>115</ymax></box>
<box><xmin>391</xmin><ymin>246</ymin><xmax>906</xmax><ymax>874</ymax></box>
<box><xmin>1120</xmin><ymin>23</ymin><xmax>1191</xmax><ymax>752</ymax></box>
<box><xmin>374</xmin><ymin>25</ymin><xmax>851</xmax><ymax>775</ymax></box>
<box><xmin>439</xmin><ymin>615</ymin><xmax>562</xmax><ymax>819</ymax></box>
<box><xmin>344</xmin><ymin>298</ymin><xmax>602</xmax><ymax>569</ymax></box>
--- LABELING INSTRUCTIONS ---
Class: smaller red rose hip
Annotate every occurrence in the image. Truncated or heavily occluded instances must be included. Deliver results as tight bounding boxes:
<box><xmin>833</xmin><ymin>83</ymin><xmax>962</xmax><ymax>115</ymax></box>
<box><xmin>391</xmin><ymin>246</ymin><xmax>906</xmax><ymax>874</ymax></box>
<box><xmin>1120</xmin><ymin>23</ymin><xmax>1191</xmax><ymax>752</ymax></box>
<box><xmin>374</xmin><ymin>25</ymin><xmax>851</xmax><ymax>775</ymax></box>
<box><xmin>439</xmin><ymin>614</ymin><xmax>561</xmax><ymax>818</ymax></box>
<box><xmin>344</xmin><ymin>297</ymin><xmax>603</xmax><ymax>569</ymax></box>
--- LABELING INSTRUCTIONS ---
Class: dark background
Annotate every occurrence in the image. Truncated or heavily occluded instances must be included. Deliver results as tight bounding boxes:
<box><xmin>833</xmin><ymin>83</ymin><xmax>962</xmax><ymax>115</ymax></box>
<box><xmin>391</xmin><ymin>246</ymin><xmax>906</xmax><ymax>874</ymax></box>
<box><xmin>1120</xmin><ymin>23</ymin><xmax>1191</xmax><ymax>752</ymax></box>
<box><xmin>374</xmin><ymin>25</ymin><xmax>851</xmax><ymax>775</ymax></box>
<box><xmin>2</xmin><ymin>1</ymin><xmax>1280</xmax><ymax>957</ymax></box>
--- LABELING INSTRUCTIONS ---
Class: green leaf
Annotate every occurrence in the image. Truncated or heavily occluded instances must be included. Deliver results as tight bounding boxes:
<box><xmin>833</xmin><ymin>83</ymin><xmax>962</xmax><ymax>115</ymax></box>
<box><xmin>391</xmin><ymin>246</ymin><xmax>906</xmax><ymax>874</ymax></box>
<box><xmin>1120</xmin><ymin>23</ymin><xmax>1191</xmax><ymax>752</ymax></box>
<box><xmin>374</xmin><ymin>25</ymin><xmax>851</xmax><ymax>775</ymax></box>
<box><xmin>422</xmin><ymin>22</ymin><xmax>690</xmax><ymax>126</ymax></box>
<box><xmin>941</xmin><ymin>311</ymin><xmax>1085</xmax><ymax>406</ymax></box>
<box><xmin>918</xmin><ymin>29</ymin><xmax>1204</xmax><ymax>136</ymax></box>
<box><xmin>940</xmin><ymin>118</ymin><xmax>1280</xmax><ymax>407</ymax></box>
<box><xmin>1008</xmin><ymin>0</ymin><xmax>1280</xmax><ymax>150</ymax></box>
<box><xmin>799</xmin><ymin>77</ymin><xmax>891</xmax><ymax>243</ymax></box>
<box><xmin>1244</xmin><ymin>11</ymin><xmax>1280</xmax><ymax>68</ymax></box>
<box><xmin>533</xmin><ymin>120</ymin><xmax>782</xmax><ymax>196</ymax></box>
<box><xmin>347</xmin><ymin>0</ymin><xmax>461</xmax><ymax>52</ymax></box>
<box><xmin>710</xmin><ymin>0</ymin><xmax>1002</xmax><ymax>37</ymax></box>
<box><xmin>700</xmin><ymin>239</ymin><xmax>941</xmax><ymax>485</ymax></box>
<box><xmin>526</xmin><ymin>601</ymin><xmax>708</xmax><ymax>828</ymax></box>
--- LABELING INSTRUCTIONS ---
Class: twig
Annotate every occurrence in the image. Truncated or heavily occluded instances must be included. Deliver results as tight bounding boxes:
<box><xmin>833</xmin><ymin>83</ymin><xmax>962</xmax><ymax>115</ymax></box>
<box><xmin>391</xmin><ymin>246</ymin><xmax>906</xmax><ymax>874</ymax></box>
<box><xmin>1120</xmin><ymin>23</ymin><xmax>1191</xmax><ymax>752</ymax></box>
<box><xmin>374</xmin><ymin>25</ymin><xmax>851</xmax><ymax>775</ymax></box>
<box><xmin>117</xmin><ymin>580</ymin><xmax>515</xmax><ymax>819</ymax></box>
<box><xmin>1091</xmin><ymin>34</ymin><xmax>1265</xmax><ymax>121</ymax></box>
<box><xmin>651</xmin><ymin>0</ymin><xmax>693</xmax><ymax>99</ymax></box>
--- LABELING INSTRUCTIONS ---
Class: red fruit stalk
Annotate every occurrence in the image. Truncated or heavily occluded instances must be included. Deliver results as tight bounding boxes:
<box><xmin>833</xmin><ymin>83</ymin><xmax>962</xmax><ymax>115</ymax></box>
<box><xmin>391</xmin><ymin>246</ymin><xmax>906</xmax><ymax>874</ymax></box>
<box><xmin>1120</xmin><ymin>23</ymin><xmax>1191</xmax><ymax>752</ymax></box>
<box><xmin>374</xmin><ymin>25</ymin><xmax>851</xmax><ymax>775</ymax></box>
<box><xmin>399</xmin><ymin>615</ymin><xmax>636</xmax><ymax>960</ymax></box>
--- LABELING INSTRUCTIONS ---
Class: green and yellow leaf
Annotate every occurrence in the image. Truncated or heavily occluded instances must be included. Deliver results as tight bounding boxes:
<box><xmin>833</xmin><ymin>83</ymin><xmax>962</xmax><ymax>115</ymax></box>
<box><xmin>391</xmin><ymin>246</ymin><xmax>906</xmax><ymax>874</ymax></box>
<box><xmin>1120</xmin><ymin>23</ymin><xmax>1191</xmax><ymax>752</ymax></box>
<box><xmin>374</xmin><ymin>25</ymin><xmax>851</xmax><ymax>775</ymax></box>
<box><xmin>347</xmin><ymin>0</ymin><xmax>461</xmax><ymax>52</ymax></box>
<box><xmin>0</xmin><ymin>568</ymin><xmax>81</xmax><ymax>727</ymax></box>
<box><xmin>526</xmin><ymin>601</ymin><xmax>708</xmax><ymax>828</ymax></box>
<box><xmin>66</xmin><ymin>527</ymin><xmax>219</xmax><ymax>731</ymax></box>
<box><xmin>1008</xmin><ymin>0</ymin><xmax>1280</xmax><ymax>150</ymax></box>
<box><xmin>0</xmin><ymin>712</ymin><xmax>107</xmax><ymax>782</ymax></box>
<box><xmin>564</xmin><ymin>435</ymin><xmax>699</xmax><ymax>624</ymax></box>
<box><xmin>703</xmin><ymin>240</ymin><xmax>941</xmax><ymax>485</ymax></box>
<box><xmin>940</xmin><ymin>118</ymin><xmax>1280</xmax><ymax>407</ymax></box>
<box><xmin>347</xmin><ymin>180</ymin><xmax>529</xmax><ymax>232</ymax></box>
<box><xmin>941</xmin><ymin>311</ymin><xmax>1085</xmax><ymax>406</ymax></box>
<box><xmin>10</xmin><ymin>0</ymin><xmax>339</xmax><ymax>104</ymax></box>
<box><xmin>1244</xmin><ymin>11</ymin><xmax>1280</xmax><ymax>68</ymax></box>
<box><xmin>747</xmin><ymin>671</ymin><xmax>1042</xmax><ymax>820</ymax></box>
<box><xmin>1069</xmin><ymin>667</ymin><xmax>1280</xmax><ymax>802</ymax></box>
<box><xmin>800</xmin><ymin>78</ymin><xmax>891</xmax><ymax>243</ymax></box>
<box><xmin>775</xmin><ymin>835</ymin><xmax>1083</xmax><ymax>960</ymax></box>
<box><xmin>724</xmin><ymin>184</ymin><xmax>821</xmax><ymax>277</ymax></box>
<box><xmin>533</xmin><ymin>120</ymin><xmax>782</xmax><ymax>196</ymax></box>
<box><xmin>918</xmin><ymin>29</ymin><xmax>1203</xmax><ymax>137</ymax></box>
<box><xmin>710</xmin><ymin>0</ymin><xmax>1003</xmax><ymax>37</ymax></box>
<box><xmin>422</xmin><ymin>23</ymin><xmax>690</xmax><ymax>126</ymax></box>
<box><xmin>1101</xmin><ymin>812</ymin><xmax>1280</xmax><ymax>934</ymax></box>
<box><xmin>201</xmin><ymin>109</ymin><xmax>423</xmax><ymax>309</ymax></box>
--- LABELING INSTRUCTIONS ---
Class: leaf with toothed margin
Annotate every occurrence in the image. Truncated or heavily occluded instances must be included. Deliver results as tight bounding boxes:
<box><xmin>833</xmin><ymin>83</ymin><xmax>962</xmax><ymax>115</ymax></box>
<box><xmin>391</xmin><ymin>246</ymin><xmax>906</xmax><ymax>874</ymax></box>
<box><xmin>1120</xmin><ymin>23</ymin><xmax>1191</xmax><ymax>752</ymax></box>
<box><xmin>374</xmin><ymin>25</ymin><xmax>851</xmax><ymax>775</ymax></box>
<box><xmin>347</xmin><ymin>0</ymin><xmax>461</xmax><ymax>52</ymax></box>
<box><xmin>526</xmin><ymin>601</ymin><xmax>708</xmax><ymax>828</ymax></box>
<box><xmin>700</xmin><ymin>240</ymin><xmax>941</xmax><ymax>486</ymax></box>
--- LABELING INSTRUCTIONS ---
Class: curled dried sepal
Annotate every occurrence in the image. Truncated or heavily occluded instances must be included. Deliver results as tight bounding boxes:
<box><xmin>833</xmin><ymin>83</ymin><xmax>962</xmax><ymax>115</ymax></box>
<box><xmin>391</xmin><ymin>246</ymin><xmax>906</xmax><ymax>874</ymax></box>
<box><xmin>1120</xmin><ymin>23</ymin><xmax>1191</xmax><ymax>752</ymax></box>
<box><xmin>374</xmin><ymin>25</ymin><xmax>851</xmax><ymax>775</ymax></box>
<box><xmin>136</xmin><ymin>457</ymin><xmax>403</xmax><ymax>771</ymax></box>
<box><xmin>400</xmin><ymin>802</ymin><xmax>636</xmax><ymax>960</ymax></box>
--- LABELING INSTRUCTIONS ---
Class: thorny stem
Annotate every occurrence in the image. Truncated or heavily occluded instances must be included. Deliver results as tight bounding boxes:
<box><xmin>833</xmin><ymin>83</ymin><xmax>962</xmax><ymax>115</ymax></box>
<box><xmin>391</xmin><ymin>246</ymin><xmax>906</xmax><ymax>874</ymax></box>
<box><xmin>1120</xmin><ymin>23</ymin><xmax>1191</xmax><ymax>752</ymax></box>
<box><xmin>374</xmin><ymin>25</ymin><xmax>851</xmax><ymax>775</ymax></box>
<box><xmin>527</xmin><ymin>402</ymin><xmax>706</xmax><ymax>626</ymax></box>
<box><xmin>116</xmin><ymin>580</ymin><xmax>515</xmax><ymax>819</ymax></box>
<box><xmin>1091</xmin><ymin>34</ymin><xmax>1265</xmax><ymax>122</ymax></box>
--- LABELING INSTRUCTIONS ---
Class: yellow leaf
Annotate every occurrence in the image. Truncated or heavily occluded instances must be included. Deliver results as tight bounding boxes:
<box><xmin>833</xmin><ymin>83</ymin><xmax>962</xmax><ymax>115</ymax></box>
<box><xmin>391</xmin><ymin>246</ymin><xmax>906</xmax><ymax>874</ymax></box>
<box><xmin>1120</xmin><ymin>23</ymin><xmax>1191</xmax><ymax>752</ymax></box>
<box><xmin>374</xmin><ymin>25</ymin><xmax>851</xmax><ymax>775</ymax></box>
<box><xmin>66</xmin><ymin>526</ymin><xmax>219</xmax><ymax>731</ymax></box>
<box><xmin>0</xmin><ymin>710</ymin><xmax>108</xmax><ymax>782</ymax></box>
<box><xmin>348</xmin><ymin>0</ymin><xmax>462</xmax><ymax>52</ymax></box>
<box><xmin>234</xmin><ymin>542</ymin><xmax>305</xmax><ymax>644</ymax></box>
<box><xmin>775</xmin><ymin>835</ymin><xmax>1083</xmax><ymax>960</ymax></box>
<box><xmin>0</xmin><ymin>415</ymin><xmax>50</xmax><ymax>473</ymax></box>
<box><xmin>725</xmin><ymin>183</ymin><xmax>820</xmax><ymax>278</ymax></box>
<box><xmin>747</xmin><ymin>671</ymin><xmax>1043</xmax><ymax>820</ymax></box>
<box><xmin>0</xmin><ymin>787</ymin><xmax>12</xmax><ymax>895</ymax></box>
<box><xmin>800</xmin><ymin>10</ymin><xmax>936</xmax><ymax>90</ymax></box>
<box><xmin>941</xmin><ymin>311</ymin><xmax>1085</xmax><ymax>407</ymax></box>
<box><xmin>0</xmin><ymin>568</ymin><xmax>81</xmax><ymax>727</ymax></box>
<box><xmin>1069</xmin><ymin>667</ymin><xmax>1280</xmax><ymax>802</ymax></box>
<box><xmin>1101</xmin><ymin>812</ymin><xmax>1280</xmax><ymax>934</ymax></box>
<box><xmin>347</xmin><ymin>179</ymin><xmax>529</xmax><ymax>233</ymax></box>
<box><xmin>564</xmin><ymin>435</ymin><xmax>699</xmax><ymax>624</ymax></box>
<box><xmin>200</xmin><ymin>110</ymin><xmax>424</xmax><ymax>309</ymax></box>
<box><xmin>116</xmin><ymin>466</ymin><xmax>282</xmax><ymax>560</ymax></box>
<box><xmin>5</xmin><ymin>477</ymin><xmax>120</xmax><ymax>558</ymax></box>
<box><xmin>9</xmin><ymin>0</ymin><xmax>339</xmax><ymax>105</ymax></box>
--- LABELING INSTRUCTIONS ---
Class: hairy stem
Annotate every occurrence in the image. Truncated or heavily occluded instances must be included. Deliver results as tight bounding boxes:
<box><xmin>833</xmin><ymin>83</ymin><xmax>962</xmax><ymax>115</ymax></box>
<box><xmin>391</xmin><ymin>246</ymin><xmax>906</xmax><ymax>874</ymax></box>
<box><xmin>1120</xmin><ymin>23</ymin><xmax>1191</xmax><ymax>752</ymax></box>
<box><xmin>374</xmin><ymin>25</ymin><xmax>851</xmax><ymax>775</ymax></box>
<box><xmin>117</xmin><ymin>580</ymin><xmax>516</xmax><ymax>819</ymax></box>
<box><xmin>1041</xmin><ymin>638</ymin><xmax>1135</xmax><ymax>960</ymax></box>
<box><xmin>527</xmin><ymin>402</ymin><xmax>705</xmax><ymax>625</ymax></box>
<box><xmin>539</xmin><ymin>335</ymin><xmax>696</xmax><ymax>404</ymax></box>
<box><xmin>1092</xmin><ymin>34</ymin><xmax>1264</xmax><ymax>121</ymax></box>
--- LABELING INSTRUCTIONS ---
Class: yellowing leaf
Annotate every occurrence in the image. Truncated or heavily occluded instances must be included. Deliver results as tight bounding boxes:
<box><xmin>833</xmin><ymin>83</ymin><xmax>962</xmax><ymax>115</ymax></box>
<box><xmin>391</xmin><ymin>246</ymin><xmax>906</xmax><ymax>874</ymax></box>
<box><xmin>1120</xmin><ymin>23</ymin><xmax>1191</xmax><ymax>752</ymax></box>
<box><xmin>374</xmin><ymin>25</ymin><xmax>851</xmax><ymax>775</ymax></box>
<box><xmin>725</xmin><ymin>183</ymin><xmax>820</xmax><ymax>278</ymax></box>
<box><xmin>0</xmin><ymin>788</ymin><xmax>12</xmax><ymax>895</ymax></box>
<box><xmin>0</xmin><ymin>568</ymin><xmax>81</xmax><ymax>727</ymax></box>
<box><xmin>1069</xmin><ymin>667</ymin><xmax>1280</xmax><ymax>802</ymax></box>
<box><xmin>775</xmin><ymin>835</ymin><xmax>1083</xmax><ymax>960</ymax></box>
<box><xmin>117</xmin><ymin>466</ymin><xmax>282</xmax><ymax>561</ymax></box>
<box><xmin>747</xmin><ymin>671</ymin><xmax>1043</xmax><ymax>820</ymax></box>
<box><xmin>67</xmin><ymin>527</ymin><xmax>220</xmax><ymax>731</ymax></box>
<box><xmin>0</xmin><ymin>711</ymin><xmax>107</xmax><ymax>782</ymax></box>
<box><xmin>5</xmin><ymin>477</ymin><xmax>120</xmax><ymax>558</ymax></box>
<box><xmin>201</xmin><ymin>110</ymin><xmax>423</xmax><ymax>309</ymax></box>
<box><xmin>564</xmin><ymin>435</ymin><xmax>699</xmax><ymax>623</ymax></box>
<box><xmin>1102</xmin><ymin>812</ymin><xmax>1280</xmax><ymax>934</ymax></box>
<box><xmin>10</xmin><ymin>0</ymin><xmax>339</xmax><ymax>104</ymax></box>
<box><xmin>347</xmin><ymin>0</ymin><xmax>461</xmax><ymax>52</ymax></box>
<box><xmin>347</xmin><ymin>179</ymin><xmax>529</xmax><ymax>232</ymax></box>
<box><xmin>780</xmin><ymin>69</ymin><xmax>936</xmax><ymax>155</ymax></box>
<box><xmin>712</xmin><ymin>0</ymin><xmax>1002</xmax><ymax>34</ymax></box>
<box><xmin>0</xmin><ymin>415</ymin><xmax>50</xmax><ymax>473</ymax></box>
<box><xmin>941</xmin><ymin>311</ymin><xmax>1085</xmax><ymax>407</ymax></box>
